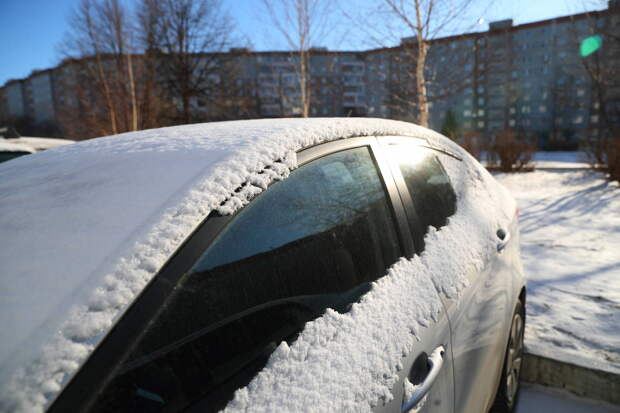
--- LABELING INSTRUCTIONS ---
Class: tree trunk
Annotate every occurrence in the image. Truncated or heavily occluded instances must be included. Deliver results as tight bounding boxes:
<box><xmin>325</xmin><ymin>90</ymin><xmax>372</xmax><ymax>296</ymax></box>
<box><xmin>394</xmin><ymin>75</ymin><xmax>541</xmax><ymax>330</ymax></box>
<box><xmin>127</xmin><ymin>53</ymin><xmax>138</xmax><ymax>131</ymax></box>
<box><xmin>300</xmin><ymin>50</ymin><xmax>309</xmax><ymax>117</ymax></box>
<box><xmin>414</xmin><ymin>0</ymin><xmax>429</xmax><ymax>127</ymax></box>
<box><xmin>96</xmin><ymin>54</ymin><xmax>118</xmax><ymax>135</ymax></box>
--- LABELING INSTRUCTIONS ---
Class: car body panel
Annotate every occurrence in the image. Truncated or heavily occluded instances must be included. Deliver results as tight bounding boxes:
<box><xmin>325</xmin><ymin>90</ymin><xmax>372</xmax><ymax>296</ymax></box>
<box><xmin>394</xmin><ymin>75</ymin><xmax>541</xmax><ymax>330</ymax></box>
<box><xmin>373</xmin><ymin>306</ymin><xmax>454</xmax><ymax>413</ymax></box>
<box><xmin>443</xmin><ymin>188</ymin><xmax>524</xmax><ymax>412</ymax></box>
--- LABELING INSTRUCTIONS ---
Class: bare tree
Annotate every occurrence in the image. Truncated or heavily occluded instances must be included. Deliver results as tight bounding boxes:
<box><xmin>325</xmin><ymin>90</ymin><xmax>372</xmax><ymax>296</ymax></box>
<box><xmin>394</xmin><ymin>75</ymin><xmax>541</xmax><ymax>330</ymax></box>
<box><xmin>346</xmin><ymin>0</ymin><xmax>489</xmax><ymax>127</ymax></box>
<box><xmin>568</xmin><ymin>2</ymin><xmax>620</xmax><ymax>177</ymax></box>
<box><xmin>135</xmin><ymin>0</ymin><xmax>178</xmax><ymax>128</ymax></box>
<box><xmin>259</xmin><ymin>0</ymin><xmax>337</xmax><ymax>117</ymax></box>
<box><xmin>59</xmin><ymin>0</ymin><xmax>140</xmax><ymax>136</ymax></box>
<box><xmin>139</xmin><ymin>0</ymin><xmax>234</xmax><ymax>124</ymax></box>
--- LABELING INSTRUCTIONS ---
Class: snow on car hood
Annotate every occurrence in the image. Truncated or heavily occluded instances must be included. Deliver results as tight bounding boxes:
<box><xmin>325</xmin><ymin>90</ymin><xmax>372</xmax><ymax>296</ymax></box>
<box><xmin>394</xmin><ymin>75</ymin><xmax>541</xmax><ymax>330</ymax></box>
<box><xmin>0</xmin><ymin>118</ymin><xmax>515</xmax><ymax>412</ymax></box>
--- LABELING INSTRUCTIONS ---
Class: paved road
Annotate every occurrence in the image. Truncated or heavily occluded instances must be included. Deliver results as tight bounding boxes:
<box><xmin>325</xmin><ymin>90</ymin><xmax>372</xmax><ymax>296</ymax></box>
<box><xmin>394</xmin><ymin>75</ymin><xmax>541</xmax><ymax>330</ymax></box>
<box><xmin>517</xmin><ymin>384</ymin><xmax>620</xmax><ymax>413</ymax></box>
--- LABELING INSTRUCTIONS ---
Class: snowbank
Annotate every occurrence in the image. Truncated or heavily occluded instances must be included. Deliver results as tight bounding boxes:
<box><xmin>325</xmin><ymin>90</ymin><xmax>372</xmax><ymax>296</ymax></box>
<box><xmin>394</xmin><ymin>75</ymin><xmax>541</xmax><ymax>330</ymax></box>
<box><xmin>496</xmin><ymin>170</ymin><xmax>620</xmax><ymax>374</ymax></box>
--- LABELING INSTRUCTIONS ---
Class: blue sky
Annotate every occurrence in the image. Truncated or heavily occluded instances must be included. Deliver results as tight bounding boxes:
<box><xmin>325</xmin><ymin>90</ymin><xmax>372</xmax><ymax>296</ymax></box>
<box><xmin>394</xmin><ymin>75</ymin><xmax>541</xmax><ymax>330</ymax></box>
<box><xmin>0</xmin><ymin>0</ymin><xmax>606</xmax><ymax>86</ymax></box>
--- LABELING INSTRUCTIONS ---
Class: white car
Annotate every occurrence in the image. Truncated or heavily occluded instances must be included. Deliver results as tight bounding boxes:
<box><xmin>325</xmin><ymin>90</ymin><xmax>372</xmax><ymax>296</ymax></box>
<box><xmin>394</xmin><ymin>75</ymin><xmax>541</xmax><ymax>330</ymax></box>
<box><xmin>0</xmin><ymin>136</ymin><xmax>73</xmax><ymax>163</ymax></box>
<box><xmin>0</xmin><ymin>119</ymin><xmax>525</xmax><ymax>413</ymax></box>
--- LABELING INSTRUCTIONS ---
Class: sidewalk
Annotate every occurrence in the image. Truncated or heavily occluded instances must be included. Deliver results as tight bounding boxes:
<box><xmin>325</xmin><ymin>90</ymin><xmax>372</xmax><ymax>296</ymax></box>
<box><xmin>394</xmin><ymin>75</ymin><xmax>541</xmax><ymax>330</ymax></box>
<box><xmin>517</xmin><ymin>384</ymin><xmax>620</xmax><ymax>413</ymax></box>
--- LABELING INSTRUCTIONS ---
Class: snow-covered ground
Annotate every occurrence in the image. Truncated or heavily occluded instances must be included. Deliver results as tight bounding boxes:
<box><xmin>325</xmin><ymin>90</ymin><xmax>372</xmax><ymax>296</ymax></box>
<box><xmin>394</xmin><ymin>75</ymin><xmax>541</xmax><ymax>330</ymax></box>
<box><xmin>495</xmin><ymin>161</ymin><xmax>620</xmax><ymax>374</ymax></box>
<box><xmin>517</xmin><ymin>384</ymin><xmax>620</xmax><ymax>413</ymax></box>
<box><xmin>530</xmin><ymin>151</ymin><xmax>590</xmax><ymax>169</ymax></box>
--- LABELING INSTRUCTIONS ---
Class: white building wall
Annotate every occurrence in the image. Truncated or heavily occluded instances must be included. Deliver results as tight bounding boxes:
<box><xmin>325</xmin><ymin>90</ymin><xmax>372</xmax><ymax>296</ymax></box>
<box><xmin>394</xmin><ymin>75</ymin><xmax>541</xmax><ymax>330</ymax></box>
<box><xmin>29</xmin><ymin>73</ymin><xmax>55</xmax><ymax>123</ymax></box>
<box><xmin>4</xmin><ymin>83</ymin><xmax>25</xmax><ymax>118</ymax></box>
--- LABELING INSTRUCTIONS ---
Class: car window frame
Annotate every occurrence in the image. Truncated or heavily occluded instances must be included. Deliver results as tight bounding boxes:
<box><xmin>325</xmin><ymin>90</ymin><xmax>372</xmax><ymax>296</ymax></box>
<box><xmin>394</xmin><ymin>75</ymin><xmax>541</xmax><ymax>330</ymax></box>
<box><xmin>48</xmin><ymin>136</ymin><xmax>415</xmax><ymax>413</ymax></box>
<box><xmin>376</xmin><ymin>136</ymin><xmax>461</xmax><ymax>253</ymax></box>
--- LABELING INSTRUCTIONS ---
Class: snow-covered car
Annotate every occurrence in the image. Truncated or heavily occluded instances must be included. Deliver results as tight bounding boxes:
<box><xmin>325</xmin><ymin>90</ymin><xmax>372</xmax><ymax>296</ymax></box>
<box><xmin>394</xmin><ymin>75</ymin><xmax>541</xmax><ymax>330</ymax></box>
<box><xmin>0</xmin><ymin>136</ymin><xmax>74</xmax><ymax>163</ymax></box>
<box><xmin>0</xmin><ymin>119</ymin><xmax>525</xmax><ymax>413</ymax></box>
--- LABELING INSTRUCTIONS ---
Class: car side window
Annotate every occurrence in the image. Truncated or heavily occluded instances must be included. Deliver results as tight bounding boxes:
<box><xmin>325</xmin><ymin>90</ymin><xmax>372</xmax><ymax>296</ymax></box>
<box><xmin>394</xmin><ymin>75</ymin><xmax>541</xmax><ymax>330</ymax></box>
<box><xmin>91</xmin><ymin>146</ymin><xmax>402</xmax><ymax>413</ymax></box>
<box><xmin>387</xmin><ymin>144</ymin><xmax>457</xmax><ymax>251</ymax></box>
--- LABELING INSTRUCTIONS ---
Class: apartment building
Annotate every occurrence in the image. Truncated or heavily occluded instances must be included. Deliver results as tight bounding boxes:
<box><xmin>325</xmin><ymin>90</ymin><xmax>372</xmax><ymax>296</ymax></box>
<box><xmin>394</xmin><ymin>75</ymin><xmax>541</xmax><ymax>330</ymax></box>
<box><xmin>1</xmin><ymin>2</ymin><xmax>618</xmax><ymax>145</ymax></box>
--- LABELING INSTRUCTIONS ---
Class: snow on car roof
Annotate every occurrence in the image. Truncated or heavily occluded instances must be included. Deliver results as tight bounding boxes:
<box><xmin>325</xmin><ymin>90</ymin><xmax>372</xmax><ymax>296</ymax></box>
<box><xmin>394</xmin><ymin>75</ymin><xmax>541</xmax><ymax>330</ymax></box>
<box><xmin>7</xmin><ymin>137</ymin><xmax>74</xmax><ymax>151</ymax></box>
<box><xmin>0</xmin><ymin>118</ymin><xmax>513</xmax><ymax>412</ymax></box>
<box><xmin>0</xmin><ymin>140</ymin><xmax>36</xmax><ymax>153</ymax></box>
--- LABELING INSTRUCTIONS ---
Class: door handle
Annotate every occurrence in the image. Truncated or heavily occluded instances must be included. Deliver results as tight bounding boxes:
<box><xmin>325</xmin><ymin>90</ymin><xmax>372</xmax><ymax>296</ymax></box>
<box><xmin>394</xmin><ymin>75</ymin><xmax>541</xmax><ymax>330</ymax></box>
<box><xmin>401</xmin><ymin>346</ymin><xmax>445</xmax><ymax>412</ymax></box>
<box><xmin>496</xmin><ymin>229</ymin><xmax>510</xmax><ymax>252</ymax></box>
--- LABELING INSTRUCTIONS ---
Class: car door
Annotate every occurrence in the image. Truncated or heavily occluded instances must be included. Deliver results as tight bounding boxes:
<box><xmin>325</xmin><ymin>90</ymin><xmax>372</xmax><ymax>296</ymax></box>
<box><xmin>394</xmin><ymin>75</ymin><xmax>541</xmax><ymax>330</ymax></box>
<box><xmin>49</xmin><ymin>138</ymin><xmax>453</xmax><ymax>413</ymax></box>
<box><xmin>386</xmin><ymin>146</ymin><xmax>508</xmax><ymax>413</ymax></box>
<box><xmin>374</xmin><ymin>136</ymin><xmax>462</xmax><ymax>413</ymax></box>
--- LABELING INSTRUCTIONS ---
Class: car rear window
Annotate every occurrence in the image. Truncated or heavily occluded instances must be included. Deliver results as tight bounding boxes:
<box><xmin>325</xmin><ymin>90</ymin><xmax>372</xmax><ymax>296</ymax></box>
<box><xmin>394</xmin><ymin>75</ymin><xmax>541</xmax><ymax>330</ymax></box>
<box><xmin>91</xmin><ymin>146</ymin><xmax>402</xmax><ymax>413</ymax></box>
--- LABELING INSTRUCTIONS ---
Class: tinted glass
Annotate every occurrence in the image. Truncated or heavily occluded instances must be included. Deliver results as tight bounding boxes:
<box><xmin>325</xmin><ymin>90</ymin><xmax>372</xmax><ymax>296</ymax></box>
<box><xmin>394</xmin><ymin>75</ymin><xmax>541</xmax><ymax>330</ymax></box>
<box><xmin>388</xmin><ymin>145</ymin><xmax>457</xmax><ymax>250</ymax></box>
<box><xmin>92</xmin><ymin>146</ymin><xmax>402</xmax><ymax>413</ymax></box>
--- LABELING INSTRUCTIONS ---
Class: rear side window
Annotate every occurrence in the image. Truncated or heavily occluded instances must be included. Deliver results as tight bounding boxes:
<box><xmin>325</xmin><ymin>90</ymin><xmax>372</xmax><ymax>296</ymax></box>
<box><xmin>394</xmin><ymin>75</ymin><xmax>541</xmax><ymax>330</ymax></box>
<box><xmin>92</xmin><ymin>146</ymin><xmax>402</xmax><ymax>412</ymax></box>
<box><xmin>387</xmin><ymin>145</ymin><xmax>456</xmax><ymax>250</ymax></box>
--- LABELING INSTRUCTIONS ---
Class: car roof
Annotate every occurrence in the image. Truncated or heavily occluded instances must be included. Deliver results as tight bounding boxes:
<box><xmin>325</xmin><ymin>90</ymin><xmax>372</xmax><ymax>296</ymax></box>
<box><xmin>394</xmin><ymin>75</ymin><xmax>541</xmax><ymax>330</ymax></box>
<box><xmin>0</xmin><ymin>118</ymin><xmax>458</xmax><ymax>411</ymax></box>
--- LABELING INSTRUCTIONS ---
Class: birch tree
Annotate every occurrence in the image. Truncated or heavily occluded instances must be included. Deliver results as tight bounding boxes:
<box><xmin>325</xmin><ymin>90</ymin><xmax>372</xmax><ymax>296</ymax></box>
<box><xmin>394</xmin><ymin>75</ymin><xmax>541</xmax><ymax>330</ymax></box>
<box><xmin>347</xmin><ymin>0</ymin><xmax>488</xmax><ymax>126</ymax></box>
<box><xmin>260</xmin><ymin>0</ymin><xmax>337</xmax><ymax>117</ymax></box>
<box><xmin>60</xmin><ymin>0</ymin><xmax>139</xmax><ymax>136</ymax></box>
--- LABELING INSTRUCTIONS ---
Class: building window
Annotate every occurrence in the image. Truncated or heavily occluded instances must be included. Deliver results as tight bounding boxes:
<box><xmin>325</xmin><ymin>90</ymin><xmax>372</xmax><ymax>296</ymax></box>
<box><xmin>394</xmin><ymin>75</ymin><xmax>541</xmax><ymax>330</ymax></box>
<box><xmin>477</xmin><ymin>120</ymin><xmax>485</xmax><ymax>128</ymax></box>
<box><xmin>539</xmin><ymin>105</ymin><xmax>547</xmax><ymax>113</ymax></box>
<box><xmin>478</xmin><ymin>109</ymin><xmax>485</xmax><ymax>116</ymax></box>
<box><xmin>510</xmin><ymin>107</ymin><xmax>516</xmax><ymax>114</ymax></box>
<box><xmin>463</xmin><ymin>109</ymin><xmax>471</xmax><ymax>117</ymax></box>
<box><xmin>509</xmin><ymin>119</ymin><xmax>516</xmax><ymax>127</ymax></box>
<box><xmin>591</xmin><ymin>115</ymin><xmax>599</xmax><ymax>123</ymax></box>
<box><xmin>577</xmin><ymin>89</ymin><xmax>585</xmax><ymax>97</ymax></box>
<box><xmin>574</xmin><ymin>116</ymin><xmax>583</xmax><ymax>124</ymax></box>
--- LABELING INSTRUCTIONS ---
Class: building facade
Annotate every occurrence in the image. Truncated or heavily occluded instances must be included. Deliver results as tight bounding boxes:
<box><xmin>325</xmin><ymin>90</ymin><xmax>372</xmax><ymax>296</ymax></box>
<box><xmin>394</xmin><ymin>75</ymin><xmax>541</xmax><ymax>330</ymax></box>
<box><xmin>1</xmin><ymin>3</ymin><xmax>618</xmax><ymax>145</ymax></box>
